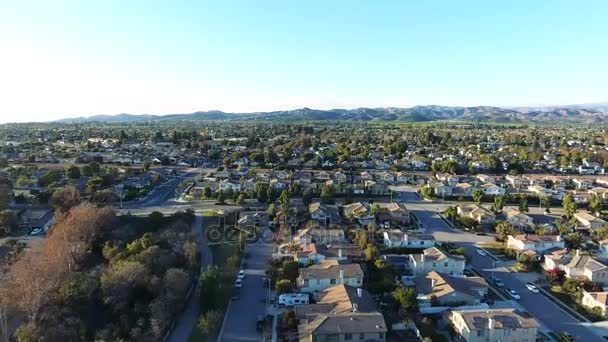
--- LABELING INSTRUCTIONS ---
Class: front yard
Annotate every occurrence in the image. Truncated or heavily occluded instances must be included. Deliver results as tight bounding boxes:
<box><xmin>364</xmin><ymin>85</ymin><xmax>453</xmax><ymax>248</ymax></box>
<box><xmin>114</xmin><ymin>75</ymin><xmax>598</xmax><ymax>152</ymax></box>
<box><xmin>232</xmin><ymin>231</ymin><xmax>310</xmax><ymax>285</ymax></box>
<box><xmin>544</xmin><ymin>285</ymin><xmax>605</xmax><ymax>322</ymax></box>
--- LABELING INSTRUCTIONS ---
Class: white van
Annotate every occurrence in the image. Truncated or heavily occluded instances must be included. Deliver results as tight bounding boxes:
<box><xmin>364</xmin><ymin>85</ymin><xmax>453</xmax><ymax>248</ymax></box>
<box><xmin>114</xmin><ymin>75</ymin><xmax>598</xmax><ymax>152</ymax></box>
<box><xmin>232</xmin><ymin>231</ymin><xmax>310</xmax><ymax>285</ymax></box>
<box><xmin>278</xmin><ymin>293</ymin><xmax>309</xmax><ymax>306</ymax></box>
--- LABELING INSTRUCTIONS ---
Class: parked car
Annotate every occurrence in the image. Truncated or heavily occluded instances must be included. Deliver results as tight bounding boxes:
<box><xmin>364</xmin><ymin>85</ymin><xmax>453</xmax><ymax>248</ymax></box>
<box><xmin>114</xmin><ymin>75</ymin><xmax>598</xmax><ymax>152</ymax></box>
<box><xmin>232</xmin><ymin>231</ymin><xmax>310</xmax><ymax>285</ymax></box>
<box><xmin>235</xmin><ymin>279</ymin><xmax>243</xmax><ymax>288</ymax></box>
<box><xmin>507</xmin><ymin>288</ymin><xmax>520</xmax><ymax>300</ymax></box>
<box><xmin>493</xmin><ymin>278</ymin><xmax>504</xmax><ymax>287</ymax></box>
<box><xmin>238</xmin><ymin>270</ymin><xmax>245</xmax><ymax>279</ymax></box>
<box><xmin>525</xmin><ymin>283</ymin><xmax>540</xmax><ymax>293</ymax></box>
<box><xmin>476</xmin><ymin>248</ymin><xmax>487</xmax><ymax>256</ymax></box>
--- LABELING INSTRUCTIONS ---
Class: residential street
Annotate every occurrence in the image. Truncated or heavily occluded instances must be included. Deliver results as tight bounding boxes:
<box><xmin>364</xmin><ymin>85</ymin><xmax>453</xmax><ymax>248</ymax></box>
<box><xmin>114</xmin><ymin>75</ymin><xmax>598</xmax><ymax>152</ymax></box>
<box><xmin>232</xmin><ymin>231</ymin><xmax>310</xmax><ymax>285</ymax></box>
<box><xmin>218</xmin><ymin>228</ymin><xmax>274</xmax><ymax>342</ymax></box>
<box><xmin>396</xmin><ymin>188</ymin><xmax>603</xmax><ymax>341</ymax></box>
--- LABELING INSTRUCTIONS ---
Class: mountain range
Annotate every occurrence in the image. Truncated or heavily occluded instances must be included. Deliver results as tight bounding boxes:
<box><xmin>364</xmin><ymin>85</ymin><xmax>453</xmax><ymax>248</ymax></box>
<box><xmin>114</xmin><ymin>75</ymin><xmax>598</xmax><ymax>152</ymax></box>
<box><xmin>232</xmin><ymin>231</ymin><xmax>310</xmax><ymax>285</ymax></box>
<box><xmin>55</xmin><ymin>103</ymin><xmax>608</xmax><ymax>124</ymax></box>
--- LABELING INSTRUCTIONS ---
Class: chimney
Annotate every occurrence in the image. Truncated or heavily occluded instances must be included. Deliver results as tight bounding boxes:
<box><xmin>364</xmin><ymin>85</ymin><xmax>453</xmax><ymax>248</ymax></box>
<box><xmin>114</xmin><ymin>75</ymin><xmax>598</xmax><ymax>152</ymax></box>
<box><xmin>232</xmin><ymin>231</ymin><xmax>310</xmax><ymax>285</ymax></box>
<box><xmin>421</xmin><ymin>254</ymin><xmax>425</xmax><ymax>263</ymax></box>
<box><xmin>357</xmin><ymin>288</ymin><xmax>363</xmax><ymax>298</ymax></box>
<box><xmin>338</xmin><ymin>248</ymin><xmax>343</xmax><ymax>259</ymax></box>
<box><xmin>557</xmin><ymin>235</ymin><xmax>561</xmax><ymax>242</ymax></box>
<box><xmin>352</xmin><ymin>303</ymin><xmax>358</xmax><ymax>313</ymax></box>
<box><xmin>488</xmin><ymin>317</ymin><xmax>495</xmax><ymax>330</ymax></box>
<box><xmin>576</xmin><ymin>249</ymin><xmax>580</xmax><ymax>256</ymax></box>
<box><xmin>431</xmin><ymin>278</ymin><xmax>437</xmax><ymax>288</ymax></box>
<box><xmin>340</xmin><ymin>269</ymin><xmax>344</xmax><ymax>283</ymax></box>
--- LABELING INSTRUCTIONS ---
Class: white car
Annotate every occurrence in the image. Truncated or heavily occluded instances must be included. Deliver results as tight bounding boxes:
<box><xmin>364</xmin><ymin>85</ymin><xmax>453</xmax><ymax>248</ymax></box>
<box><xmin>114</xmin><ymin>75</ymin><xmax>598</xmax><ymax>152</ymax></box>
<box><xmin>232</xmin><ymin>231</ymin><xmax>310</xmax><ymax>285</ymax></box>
<box><xmin>235</xmin><ymin>279</ymin><xmax>243</xmax><ymax>288</ymax></box>
<box><xmin>525</xmin><ymin>283</ymin><xmax>540</xmax><ymax>294</ymax></box>
<box><xmin>507</xmin><ymin>288</ymin><xmax>520</xmax><ymax>300</ymax></box>
<box><xmin>238</xmin><ymin>270</ymin><xmax>245</xmax><ymax>279</ymax></box>
<box><xmin>476</xmin><ymin>248</ymin><xmax>486</xmax><ymax>256</ymax></box>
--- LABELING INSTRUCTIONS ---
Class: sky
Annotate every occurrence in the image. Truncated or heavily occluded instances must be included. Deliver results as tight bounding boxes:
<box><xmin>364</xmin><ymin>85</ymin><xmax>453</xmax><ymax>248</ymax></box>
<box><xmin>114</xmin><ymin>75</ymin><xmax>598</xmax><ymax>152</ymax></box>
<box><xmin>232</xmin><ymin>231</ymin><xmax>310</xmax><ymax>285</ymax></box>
<box><xmin>0</xmin><ymin>0</ymin><xmax>607</xmax><ymax>123</ymax></box>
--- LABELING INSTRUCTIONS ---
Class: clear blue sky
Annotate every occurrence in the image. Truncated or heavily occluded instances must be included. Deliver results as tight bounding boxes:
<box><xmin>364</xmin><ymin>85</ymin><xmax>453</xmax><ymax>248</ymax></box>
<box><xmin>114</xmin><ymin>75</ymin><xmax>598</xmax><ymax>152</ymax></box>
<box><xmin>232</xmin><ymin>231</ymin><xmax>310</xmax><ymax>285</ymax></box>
<box><xmin>1</xmin><ymin>0</ymin><xmax>607</xmax><ymax>122</ymax></box>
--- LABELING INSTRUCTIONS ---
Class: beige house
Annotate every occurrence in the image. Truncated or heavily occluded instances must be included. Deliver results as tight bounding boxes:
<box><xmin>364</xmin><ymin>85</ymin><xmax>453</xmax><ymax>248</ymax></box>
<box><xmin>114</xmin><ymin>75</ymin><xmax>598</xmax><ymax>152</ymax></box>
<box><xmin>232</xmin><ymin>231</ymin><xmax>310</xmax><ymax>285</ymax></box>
<box><xmin>409</xmin><ymin>247</ymin><xmax>466</xmax><ymax>276</ymax></box>
<box><xmin>457</xmin><ymin>204</ymin><xmax>496</xmax><ymax>225</ymax></box>
<box><xmin>383</xmin><ymin>230</ymin><xmax>435</xmax><ymax>248</ymax></box>
<box><xmin>296</xmin><ymin>284</ymin><xmax>387</xmax><ymax>342</ymax></box>
<box><xmin>449</xmin><ymin>309</ymin><xmax>539</xmax><ymax>342</ymax></box>
<box><xmin>561</xmin><ymin>251</ymin><xmax>608</xmax><ymax>284</ymax></box>
<box><xmin>574</xmin><ymin>212</ymin><xmax>607</xmax><ymax>231</ymax></box>
<box><xmin>298</xmin><ymin>260</ymin><xmax>364</xmax><ymax>293</ymax></box>
<box><xmin>415</xmin><ymin>271</ymin><xmax>488</xmax><ymax>307</ymax></box>
<box><xmin>581</xmin><ymin>289</ymin><xmax>608</xmax><ymax>316</ymax></box>
<box><xmin>506</xmin><ymin>234</ymin><xmax>564</xmax><ymax>253</ymax></box>
<box><xmin>503</xmin><ymin>207</ymin><xmax>534</xmax><ymax>228</ymax></box>
<box><xmin>376</xmin><ymin>202</ymin><xmax>410</xmax><ymax>225</ymax></box>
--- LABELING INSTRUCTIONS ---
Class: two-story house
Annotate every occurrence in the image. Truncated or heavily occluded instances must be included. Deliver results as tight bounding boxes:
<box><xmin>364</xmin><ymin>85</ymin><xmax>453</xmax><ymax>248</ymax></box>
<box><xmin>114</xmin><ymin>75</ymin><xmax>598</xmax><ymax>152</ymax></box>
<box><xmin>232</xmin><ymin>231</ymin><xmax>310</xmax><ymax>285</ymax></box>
<box><xmin>503</xmin><ymin>207</ymin><xmax>534</xmax><ymax>229</ymax></box>
<box><xmin>383</xmin><ymin>230</ymin><xmax>435</xmax><ymax>248</ymax></box>
<box><xmin>506</xmin><ymin>234</ymin><xmax>564</xmax><ymax>253</ymax></box>
<box><xmin>415</xmin><ymin>271</ymin><xmax>489</xmax><ymax>307</ymax></box>
<box><xmin>409</xmin><ymin>247</ymin><xmax>466</xmax><ymax>276</ymax></box>
<box><xmin>298</xmin><ymin>260</ymin><xmax>364</xmax><ymax>293</ymax></box>
<box><xmin>449</xmin><ymin>309</ymin><xmax>539</xmax><ymax>342</ymax></box>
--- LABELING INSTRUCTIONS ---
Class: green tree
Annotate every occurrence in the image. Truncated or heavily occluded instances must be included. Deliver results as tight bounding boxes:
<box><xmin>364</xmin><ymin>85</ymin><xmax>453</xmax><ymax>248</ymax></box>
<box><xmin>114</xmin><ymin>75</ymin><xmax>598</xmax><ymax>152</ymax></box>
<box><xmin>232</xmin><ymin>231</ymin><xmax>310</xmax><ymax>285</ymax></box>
<box><xmin>519</xmin><ymin>197</ymin><xmax>529</xmax><ymax>212</ymax></box>
<box><xmin>255</xmin><ymin>182</ymin><xmax>269</xmax><ymax>203</ymax></box>
<box><xmin>565</xmin><ymin>232</ymin><xmax>583</xmax><ymax>249</ymax></box>
<box><xmin>0</xmin><ymin>209</ymin><xmax>17</xmax><ymax>234</ymax></box>
<box><xmin>589</xmin><ymin>193</ymin><xmax>602</xmax><ymax>215</ymax></box>
<box><xmin>494</xmin><ymin>221</ymin><xmax>516</xmax><ymax>242</ymax></box>
<box><xmin>275</xmin><ymin>279</ymin><xmax>293</xmax><ymax>295</ymax></box>
<box><xmin>197</xmin><ymin>310</ymin><xmax>222</xmax><ymax>335</ymax></box>
<box><xmin>365</xmin><ymin>245</ymin><xmax>379</xmax><ymax>261</ymax></box>
<box><xmin>472</xmin><ymin>189</ymin><xmax>484</xmax><ymax>204</ymax></box>
<box><xmin>493</xmin><ymin>195</ymin><xmax>505</xmax><ymax>212</ymax></box>
<box><xmin>420</xmin><ymin>186</ymin><xmax>434</xmax><ymax>200</ymax></box>
<box><xmin>143</xmin><ymin>161</ymin><xmax>151</xmax><ymax>172</ymax></box>
<box><xmin>202</xmin><ymin>187</ymin><xmax>212</xmax><ymax>199</ymax></box>
<box><xmin>302</xmin><ymin>189</ymin><xmax>314</xmax><ymax>206</ymax></box>
<box><xmin>64</xmin><ymin>164</ymin><xmax>81</xmax><ymax>180</ymax></box>
<box><xmin>279</xmin><ymin>189</ymin><xmax>290</xmax><ymax>208</ymax></box>
<box><xmin>443</xmin><ymin>206</ymin><xmax>458</xmax><ymax>222</ymax></box>
<box><xmin>217</xmin><ymin>190</ymin><xmax>225</xmax><ymax>204</ymax></box>
<box><xmin>320</xmin><ymin>184</ymin><xmax>333</xmax><ymax>203</ymax></box>
<box><xmin>392</xmin><ymin>287</ymin><xmax>419</xmax><ymax>314</ymax></box>
<box><xmin>16</xmin><ymin>175</ymin><xmax>29</xmax><ymax>187</ymax></box>
<box><xmin>563</xmin><ymin>193</ymin><xmax>577</xmax><ymax>218</ymax></box>
<box><xmin>236</xmin><ymin>193</ymin><xmax>246</xmax><ymax>206</ymax></box>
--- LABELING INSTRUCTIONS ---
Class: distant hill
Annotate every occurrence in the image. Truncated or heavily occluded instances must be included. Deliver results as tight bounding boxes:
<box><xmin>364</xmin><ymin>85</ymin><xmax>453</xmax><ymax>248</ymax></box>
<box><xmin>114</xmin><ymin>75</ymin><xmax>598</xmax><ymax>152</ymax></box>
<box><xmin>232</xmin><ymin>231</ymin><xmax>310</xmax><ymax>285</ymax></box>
<box><xmin>54</xmin><ymin>104</ymin><xmax>608</xmax><ymax>124</ymax></box>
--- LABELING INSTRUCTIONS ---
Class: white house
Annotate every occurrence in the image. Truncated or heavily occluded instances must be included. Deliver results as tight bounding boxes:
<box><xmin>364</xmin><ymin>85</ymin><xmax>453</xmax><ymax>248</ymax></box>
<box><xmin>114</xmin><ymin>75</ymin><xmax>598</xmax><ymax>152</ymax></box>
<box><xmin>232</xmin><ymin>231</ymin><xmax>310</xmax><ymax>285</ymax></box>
<box><xmin>506</xmin><ymin>234</ymin><xmax>564</xmax><ymax>253</ymax></box>
<box><xmin>219</xmin><ymin>179</ymin><xmax>242</xmax><ymax>192</ymax></box>
<box><xmin>409</xmin><ymin>247</ymin><xmax>466</xmax><ymax>276</ymax></box>
<box><xmin>503</xmin><ymin>207</ymin><xmax>534</xmax><ymax>228</ymax></box>
<box><xmin>297</xmin><ymin>260</ymin><xmax>364</xmax><ymax>293</ymax></box>
<box><xmin>382</xmin><ymin>230</ymin><xmax>435</xmax><ymax>248</ymax></box>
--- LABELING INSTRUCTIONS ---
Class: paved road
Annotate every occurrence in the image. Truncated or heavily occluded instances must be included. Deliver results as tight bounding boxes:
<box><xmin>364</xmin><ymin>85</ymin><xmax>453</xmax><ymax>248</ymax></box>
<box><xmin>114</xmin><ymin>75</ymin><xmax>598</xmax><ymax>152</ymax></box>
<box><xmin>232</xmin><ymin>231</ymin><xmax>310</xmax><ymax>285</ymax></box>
<box><xmin>395</xmin><ymin>188</ymin><xmax>603</xmax><ymax>341</ymax></box>
<box><xmin>167</xmin><ymin>214</ymin><xmax>214</xmax><ymax>342</ymax></box>
<box><xmin>218</xmin><ymin>228</ymin><xmax>274</xmax><ymax>342</ymax></box>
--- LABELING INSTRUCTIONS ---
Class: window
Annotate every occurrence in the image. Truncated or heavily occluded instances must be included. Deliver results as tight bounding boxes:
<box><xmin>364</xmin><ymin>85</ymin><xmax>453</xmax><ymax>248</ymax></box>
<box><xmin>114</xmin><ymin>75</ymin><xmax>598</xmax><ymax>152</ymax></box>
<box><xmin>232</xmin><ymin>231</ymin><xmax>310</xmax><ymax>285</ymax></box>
<box><xmin>330</xmin><ymin>278</ymin><xmax>336</xmax><ymax>284</ymax></box>
<box><xmin>344</xmin><ymin>333</ymin><xmax>352</xmax><ymax>340</ymax></box>
<box><xmin>359</xmin><ymin>333</ymin><xmax>365</xmax><ymax>340</ymax></box>
<box><xmin>378</xmin><ymin>333</ymin><xmax>384</xmax><ymax>339</ymax></box>
<box><xmin>444</xmin><ymin>262</ymin><xmax>448</xmax><ymax>267</ymax></box>
<box><xmin>477</xmin><ymin>330</ymin><xmax>484</xmax><ymax>337</ymax></box>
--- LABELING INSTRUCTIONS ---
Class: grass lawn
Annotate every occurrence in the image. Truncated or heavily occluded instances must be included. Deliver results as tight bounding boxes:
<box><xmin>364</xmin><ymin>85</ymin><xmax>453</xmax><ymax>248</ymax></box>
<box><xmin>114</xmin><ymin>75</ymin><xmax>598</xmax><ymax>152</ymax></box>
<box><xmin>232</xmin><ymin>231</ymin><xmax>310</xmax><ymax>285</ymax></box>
<box><xmin>478</xmin><ymin>243</ymin><xmax>516</xmax><ymax>261</ymax></box>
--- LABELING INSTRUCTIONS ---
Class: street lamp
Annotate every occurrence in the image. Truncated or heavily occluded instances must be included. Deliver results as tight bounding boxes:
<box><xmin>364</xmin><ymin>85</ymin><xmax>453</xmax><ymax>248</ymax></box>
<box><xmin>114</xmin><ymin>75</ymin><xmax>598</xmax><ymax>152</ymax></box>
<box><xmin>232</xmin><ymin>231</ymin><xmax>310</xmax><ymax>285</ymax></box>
<box><xmin>491</xmin><ymin>261</ymin><xmax>498</xmax><ymax>281</ymax></box>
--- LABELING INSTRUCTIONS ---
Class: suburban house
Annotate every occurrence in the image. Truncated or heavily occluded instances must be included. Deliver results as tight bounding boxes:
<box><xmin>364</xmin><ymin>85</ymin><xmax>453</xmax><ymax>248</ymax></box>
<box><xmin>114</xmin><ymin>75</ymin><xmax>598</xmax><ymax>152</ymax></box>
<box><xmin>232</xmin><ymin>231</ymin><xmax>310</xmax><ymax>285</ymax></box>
<box><xmin>561</xmin><ymin>251</ymin><xmax>608</xmax><ymax>284</ymax></box>
<box><xmin>375</xmin><ymin>202</ymin><xmax>411</xmax><ymax>225</ymax></box>
<box><xmin>415</xmin><ymin>271</ymin><xmax>489</xmax><ymax>307</ymax></box>
<box><xmin>503</xmin><ymin>207</ymin><xmax>534</xmax><ymax>228</ymax></box>
<box><xmin>506</xmin><ymin>234</ymin><xmax>565</xmax><ymax>253</ymax></box>
<box><xmin>342</xmin><ymin>202</ymin><xmax>376</xmax><ymax>226</ymax></box>
<box><xmin>480</xmin><ymin>183</ymin><xmax>506</xmax><ymax>196</ymax></box>
<box><xmin>574</xmin><ymin>212</ymin><xmax>607</xmax><ymax>232</ymax></box>
<box><xmin>383</xmin><ymin>230</ymin><xmax>435</xmax><ymax>249</ymax></box>
<box><xmin>409</xmin><ymin>247</ymin><xmax>466</xmax><ymax>276</ymax></box>
<box><xmin>309</xmin><ymin>202</ymin><xmax>339</xmax><ymax>227</ymax></box>
<box><xmin>218</xmin><ymin>179</ymin><xmax>242</xmax><ymax>192</ymax></box>
<box><xmin>581</xmin><ymin>289</ymin><xmax>608</xmax><ymax>316</ymax></box>
<box><xmin>449</xmin><ymin>309</ymin><xmax>539</xmax><ymax>342</ymax></box>
<box><xmin>16</xmin><ymin>208</ymin><xmax>55</xmax><ymax>232</ymax></box>
<box><xmin>457</xmin><ymin>204</ymin><xmax>496</xmax><ymax>225</ymax></box>
<box><xmin>293</xmin><ymin>228</ymin><xmax>345</xmax><ymax>246</ymax></box>
<box><xmin>294</xmin><ymin>244</ymin><xmax>326</xmax><ymax>265</ymax></box>
<box><xmin>297</xmin><ymin>260</ymin><xmax>364</xmax><ymax>293</ymax></box>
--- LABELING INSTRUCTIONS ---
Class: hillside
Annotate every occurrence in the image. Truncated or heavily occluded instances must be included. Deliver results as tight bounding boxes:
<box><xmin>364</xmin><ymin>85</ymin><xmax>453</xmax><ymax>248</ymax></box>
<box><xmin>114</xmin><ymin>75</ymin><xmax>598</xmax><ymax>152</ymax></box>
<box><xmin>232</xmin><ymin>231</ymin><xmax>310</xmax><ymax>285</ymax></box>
<box><xmin>55</xmin><ymin>104</ymin><xmax>608</xmax><ymax>124</ymax></box>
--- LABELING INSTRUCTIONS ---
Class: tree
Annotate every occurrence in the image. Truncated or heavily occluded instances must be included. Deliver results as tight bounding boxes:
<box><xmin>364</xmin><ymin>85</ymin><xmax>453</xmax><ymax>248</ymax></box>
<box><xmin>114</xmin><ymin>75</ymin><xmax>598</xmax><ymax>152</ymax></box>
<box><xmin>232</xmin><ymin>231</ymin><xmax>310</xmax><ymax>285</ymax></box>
<box><xmin>302</xmin><ymin>189</ymin><xmax>314</xmax><ymax>206</ymax></box>
<box><xmin>540</xmin><ymin>196</ymin><xmax>551</xmax><ymax>212</ymax></box>
<box><xmin>320</xmin><ymin>184</ymin><xmax>333</xmax><ymax>203</ymax></box>
<box><xmin>236</xmin><ymin>193</ymin><xmax>246</xmax><ymax>206</ymax></box>
<box><xmin>371</xmin><ymin>203</ymin><xmax>380</xmax><ymax>217</ymax></box>
<box><xmin>563</xmin><ymin>278</ymin><xmax>580</xmax><ymax>294</ymax></box>
<box><xmin>563</xmin><ymin>193</ymin><xmax>577</xmax><ymax>218</ymax></box>
<box><xmin>202</xmin><ymin>187</ymin><xmax>212</xmax><ymax>199</ymax></box>
<box><xmin>565</xmin><ymin>232</ymin><xmax>583</xmax><ymax>249</ymax></box>
<box><xmin>275</xmin><ymin>279</ymin><xmax>293</xmax><ymax>295</ymax></box>
<box><xmin>493</xmin><ymin>195</ymin><xmax>505</xmax><ymax>212</ymax></box>
<box><xmin>518</xmin><ymin>197</ymin><xmax>528</xmax><ymax>212</ymax></box>
<box><xmin>444</xmin><ymin>206</ymin><xmax>457</xmax><ymax>222</ymax></box>
<box><xmin>197</xmin><ymin>310</ymin><xmax>222</xmax><ymax>335</ymax></box>
<box><xmin>472</xmin><ymin>189</ymin><xmax>484</xmax><ymax>204</ymax></box>
<box><xmin>217</xmin><ymin>190</ymin><xmax>225</xmax><ymax>204</ymax></box>
<box><xmin>0</xmin><ymin>209</ymin><xmax>17</xmax><ymax>234</ymax></box>
<box><xmin>494</xmin><ymin>221</ymin><xmax>516</xmax><ymax>242</ymax></box>
<box><xmin>64</xmin><ymin>164</ymin><xmax>81</xmax><ymax>180</ymax></box>
<box><xmin>279</xmin><ymin>189</ymin><xmax>290</xmax><ymax>208</ymax></box>
<box><xmin>50</xmin><ymin>187</ymin><xmax>81</xmax><ymax>214</ymax></box>
<box><xmin>420</xmin><ymin>186</ymin><xmax>434</xmax><ymax>200</ymax></box>
<box><xmin>16</xmin><ymin>175</ymin><xmax>29</xmax><ymax>187</ymax></box>
<box><xmin>589</xmin><ymin>193</ymin><xmax>602</xmax><ymax>215</ymax></box>
<box><xmin>392</xmin><ymin>287</ymin><xmax>418</xmax><ymax>314</ymax></box>
<box><xmin>143</xmin><ymin>161</ymin><xmax>151</xmax><ymax>172</ymax></box>
<box><xmin>255</xmin><ymin>182</ymin><xmax>269</xmax><ymax>203</ymax></box>
<box><xmin>365</xmin><ymin>245</ymin><xmax>379</xmax><ymax>261</ymax></box>
<box><xmin>0</xmin><ymin>180</ymin><xmax>12</xmax><ymax>210</ymax></box>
